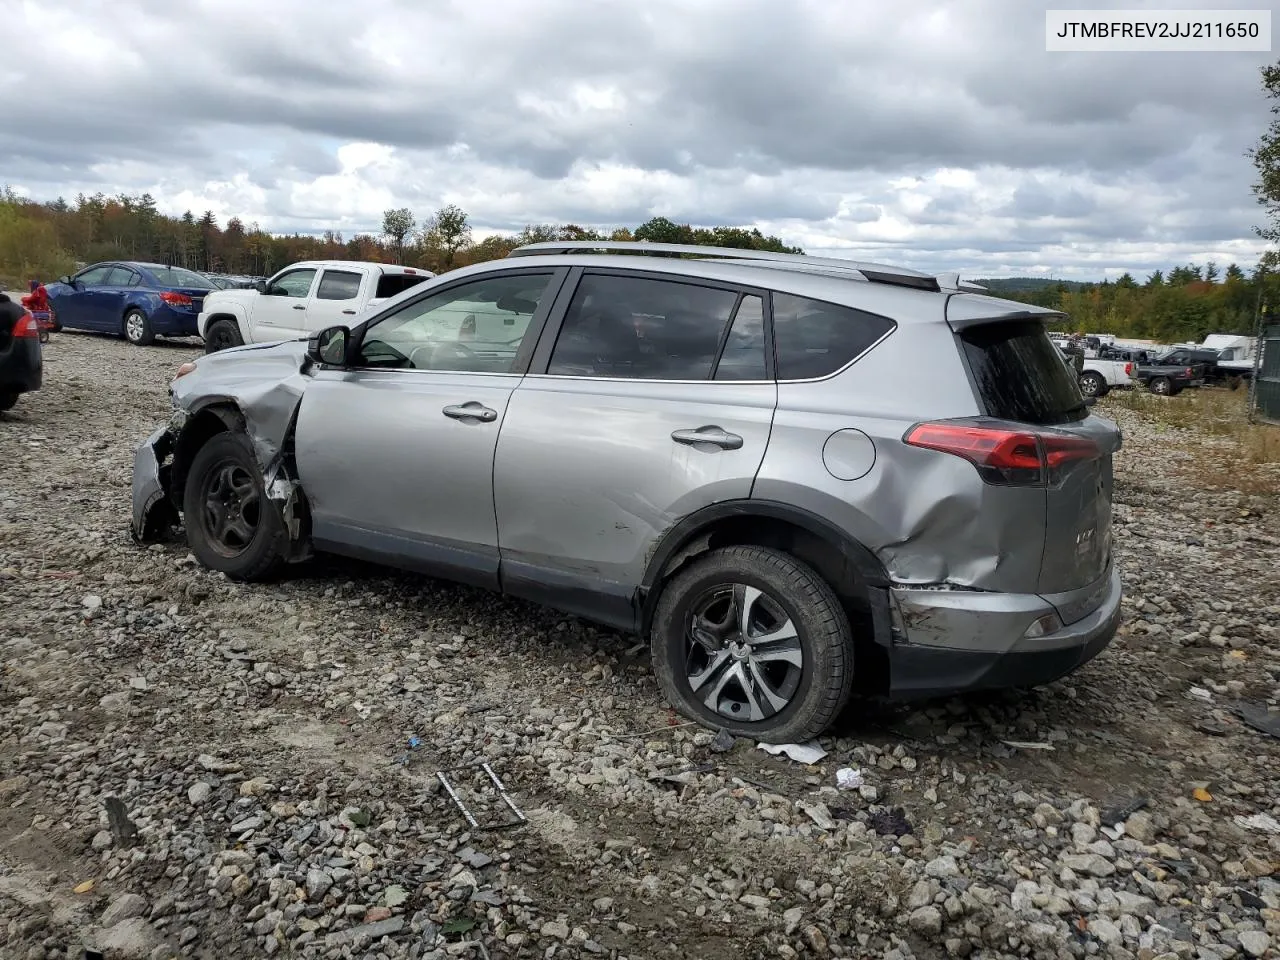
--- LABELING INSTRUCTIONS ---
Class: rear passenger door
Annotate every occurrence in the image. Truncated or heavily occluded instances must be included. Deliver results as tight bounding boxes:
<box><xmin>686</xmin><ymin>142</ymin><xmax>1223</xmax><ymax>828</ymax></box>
<box><xmin>493</xmin><ymin>269</ymin><xmax>778</xmax><ymax>628</ymax></box>
<box><xmin>307</xmin><ymin>268</ymin><xmax>366</xmax><ymax>333</ymax></box>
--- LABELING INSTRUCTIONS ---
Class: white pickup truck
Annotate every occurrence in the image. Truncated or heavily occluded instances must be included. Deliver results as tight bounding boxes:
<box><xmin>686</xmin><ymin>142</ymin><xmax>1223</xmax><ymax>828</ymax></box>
<box><xmin>1077</xmin><ymin>357</ymin><xmax>1134</xmax><ymax>397</ymax></box>
<box><xmin>198</xmin><ymin>260</ymin><xmax>434</xmax><ymax>353</ymax></box>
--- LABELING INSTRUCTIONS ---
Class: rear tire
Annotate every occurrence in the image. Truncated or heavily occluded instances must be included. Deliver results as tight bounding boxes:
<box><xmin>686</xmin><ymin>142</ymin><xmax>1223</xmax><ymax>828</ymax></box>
<box><xmin>204</xmin><ymin>318</ymin><xmax>244</xmax><ymax>354</ymax></box>
<box><xmin>123</xmin><ymin>308</ymin><xmax>154</xmax><ymax>346</ymax></box>
<box><xmin>182</xmin><ymin>431</ymin><xmax>287</xmax><ymax>581</ymax></box>
<box><xmin>650</xmin><ymin>545</ymin><xmax>854</xmax><ymax>742</ymax></box>
<box><xmin>1149</xmin><ymin>376</ymin><xmax>1171</xmax><ymax>396</ymax></box>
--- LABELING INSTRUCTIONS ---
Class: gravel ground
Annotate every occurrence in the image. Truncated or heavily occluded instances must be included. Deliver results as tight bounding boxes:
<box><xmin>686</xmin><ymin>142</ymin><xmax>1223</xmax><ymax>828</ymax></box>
<box><xmin>1</xmin><ymin>331</ymin><xmax>1278</xmax><ymax>960</ymax></box>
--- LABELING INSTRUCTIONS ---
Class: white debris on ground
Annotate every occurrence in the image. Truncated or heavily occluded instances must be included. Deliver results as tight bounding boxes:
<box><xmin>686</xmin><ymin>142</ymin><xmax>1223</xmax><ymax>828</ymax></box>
<box><xmin>0</xmin><ymin>332</ymin><xmax>1277</xmax><ymax>960</ymax></box>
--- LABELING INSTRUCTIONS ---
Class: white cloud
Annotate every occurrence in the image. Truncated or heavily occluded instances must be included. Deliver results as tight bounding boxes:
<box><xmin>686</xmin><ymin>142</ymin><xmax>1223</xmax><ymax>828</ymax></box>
<box><xmin>1</xmin><ymin>0</ymin><xmax>1274</xmax><ymax>278</ymax></box>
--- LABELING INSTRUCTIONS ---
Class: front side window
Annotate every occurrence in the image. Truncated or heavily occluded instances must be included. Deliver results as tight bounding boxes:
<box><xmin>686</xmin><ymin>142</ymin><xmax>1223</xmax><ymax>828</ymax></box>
<box><xmin>357</xmin><ymin>272</ymin><xmax>555</xmax><ymax>373</ymax></box>
<box><xmin>771</xmin><ymin>292</ymin><xmax>895</xmax><ymax>380</ymax></box>
<box><xmin>315</xmin><ymin>270</ymin><xmax>362</xmax><ymax>301</ymax></box>
<box><xmin>266</xmin><ymin>269</ymin><xmax>317</xmax><ymax>298</ymax></box>
<box><xmin>548</xmin><ymin>274</ymin><xmax>738</xmax><ymax>380</ymax></box>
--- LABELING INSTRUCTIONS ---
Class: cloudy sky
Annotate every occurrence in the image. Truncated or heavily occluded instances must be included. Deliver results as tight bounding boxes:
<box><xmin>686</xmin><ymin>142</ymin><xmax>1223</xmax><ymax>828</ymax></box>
<box><xmin>3</xmin><ymin>0</ymin><xmax>1276</xmax><ymax>279</ymax></box>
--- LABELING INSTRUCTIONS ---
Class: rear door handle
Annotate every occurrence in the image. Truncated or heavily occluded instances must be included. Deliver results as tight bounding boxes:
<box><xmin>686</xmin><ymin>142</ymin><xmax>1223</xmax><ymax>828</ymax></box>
<box><xmin>443</xmin><ymin>402</ymin><xmax>498</xmax><ymax>423</ymax></box>
<box><xmin>342</xmin><ymin>309</ymin><xmax>357</xmax><ymax>315</ymax></box>
<box><xmin>671</xmin><ymin>426</ymin><xmax>743</xmax><ymax>450</ymax></box>
<box><xmin>292</xmin><ymin>304</ymin><xmax>306</xmax><ymax>310</ymax></box>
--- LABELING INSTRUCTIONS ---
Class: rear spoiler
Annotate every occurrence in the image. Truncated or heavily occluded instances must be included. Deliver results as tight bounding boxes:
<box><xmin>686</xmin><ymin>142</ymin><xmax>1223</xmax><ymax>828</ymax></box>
<box><xmin>945</xmin><ymin>293</ymin><xmax>1067</xmax><ymax>333</ymax></box>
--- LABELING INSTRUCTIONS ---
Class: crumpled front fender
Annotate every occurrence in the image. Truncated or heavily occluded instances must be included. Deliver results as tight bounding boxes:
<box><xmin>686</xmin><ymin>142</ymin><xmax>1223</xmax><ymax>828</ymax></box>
<box><xmin>130</xmin><ymin>423</ymin><xmax>179</xmax><ymax>543</ymax></box>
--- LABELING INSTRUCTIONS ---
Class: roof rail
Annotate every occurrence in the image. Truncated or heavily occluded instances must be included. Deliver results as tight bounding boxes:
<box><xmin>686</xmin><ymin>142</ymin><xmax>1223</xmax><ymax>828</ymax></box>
<box><xmin>506</xmin><ymin>240</ymin><xmax>942</xmax><ymax>292</ymax></box>
<box><xmin>935</xmin><ymin>272</ymin><xmax>988</xmax><ymax>292</ymax></box>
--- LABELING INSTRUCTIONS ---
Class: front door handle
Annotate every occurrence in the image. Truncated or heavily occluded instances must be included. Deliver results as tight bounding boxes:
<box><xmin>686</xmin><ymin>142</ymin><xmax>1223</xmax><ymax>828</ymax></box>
<box><xmin>342</xmin><ymin>309</ymin><xmax>357</xmax><ymax>315</ymax></box>
<box><xmin>443</xmin><ymin>402</ymin><xmax>498</xmax><ymax>423</ymax></box>
<box><xmin>292</xmin><ymin>304</ymin><xmax>306</xmax><ymax>310</ymax></box>
<box><xmin>671</xmin><ymin>426</ymin><xmax>743</xmax><ymax>450</ymax></box>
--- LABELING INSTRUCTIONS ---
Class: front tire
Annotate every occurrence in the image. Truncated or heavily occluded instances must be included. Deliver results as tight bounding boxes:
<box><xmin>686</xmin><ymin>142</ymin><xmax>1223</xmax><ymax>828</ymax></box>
<box><xmin>204</xmin><ymin>318</ymin><xmax>244</xmax><ymax>354</ymax></box>
<box><xmin>650</xmin><ymin>546</ymin><xmax>854</xmax><ymax>742</ymax></box>
<box><xmin>123</xmin><ymin>309</ymin><xmax>154</xmax><ymax>346</ymax></box>
<box><xmin>0</xmin><ymin>393</ymin><xmax>17</xmax><ymax>412</ymax></box>
<box><xmin>182</xmin><ymin>431</ymin><xmax>287</xmax><ymax>581</ymax></box>
<box><xmin>1079</xmin><ymin>372</ymin><xmax>1106</xmax><ymax>398</ymax></box>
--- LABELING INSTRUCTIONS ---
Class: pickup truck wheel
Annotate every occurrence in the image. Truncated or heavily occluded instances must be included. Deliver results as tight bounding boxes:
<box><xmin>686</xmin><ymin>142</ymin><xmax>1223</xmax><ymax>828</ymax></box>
<box><xmin>650</xmin><ymin>545</ymin><xmax>854</xmax><ymax>742</ymax></box>
<box><xmin>1149</xmin><ymin>376</ymin><xmax>1172</xmax><ymax>396</ymax></box>
<box><xmin>123</xmin><ymin>308</ymin><xmax>154</xmax><ymax>346</ymax></box>
<box><xmin>0</xmin><ymin>392</ymin><xmax>17</xmax><ymax>412</ymax></box>
<box><xmin>182</xmin><ymin>431</ymin><xmax>287</xmax><ymax>581</ymax></box>
<box><xmin>204</xmin><ymin>318</ymin><xmax>244</xmax><ymax>354</ymax></box>
<box><xmin>1079</xmin><ymin>372</ymin><xmax>1106</xmax><ymax>397</ymax></box>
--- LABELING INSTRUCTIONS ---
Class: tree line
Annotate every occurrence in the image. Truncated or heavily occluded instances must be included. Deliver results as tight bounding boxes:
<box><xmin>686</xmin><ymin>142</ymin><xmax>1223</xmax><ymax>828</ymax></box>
<box><xmin>1</xmin><ymin>185</ymin><xmax>1276</xmax><ymax>342</ymax></box>
<box><xmin>0</xmin><ymin>187</ymin><xmax>800</xmax><ymax>288</ymax></box>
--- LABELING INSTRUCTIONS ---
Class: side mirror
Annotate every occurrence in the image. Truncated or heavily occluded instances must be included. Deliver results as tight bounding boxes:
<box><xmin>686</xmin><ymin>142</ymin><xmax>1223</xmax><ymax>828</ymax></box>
<box><xmin>58</xmin><ymin>275</ymin><xmax>71</xmax><ymax>285</ymax></box>
<box><xmin>308</xmin><ymin>325</ymin><xmax>350</xmax><ymax>366</ymax></box>
<box><xmin>255</xmin><ymin>280</ymin><xmax>268</xmax><ymax>294</ymax></box>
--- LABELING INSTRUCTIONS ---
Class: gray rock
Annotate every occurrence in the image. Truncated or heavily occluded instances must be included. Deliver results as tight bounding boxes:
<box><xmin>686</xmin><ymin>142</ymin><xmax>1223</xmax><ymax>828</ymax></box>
<box><xmin>925</xmin><ymin>855</ymin><xmax>960</xmax><ymax>879</ymax></box>
<box><xmin>541</xmin><ymin>919</ymin><xmax>570</xmax><ymax>939</ymax></box>
<box><xmin>323</xmin><ymin>916</ymin><xmax>405</xmax><ymax>946</ymax></box>
<box><xmin>1090</xmin><ymin>916</ymin><xmax>1122</xmax><ymax>945</ymax></box>
<box><xmin>908</xmin><ymin>905</ymin><xmax>943</xmax><ymax>936</ymax></box>
<box><xmin>305</xmin><ymin>869</ymin><xmax>333</xmax><ymax>900</ymax></box>
<box><xmin>1061</xmin><ymin>853</ymin><xmax>1116</xmax><ymax>877</ymax></box>
<box><xmin>101</xmin><ymin>893</ymin><xmax>149</xmax><ymax>928</ymax></box>
<box><xmin>96</xmin><ymin>918</ymin><xmax>163</xmax><ymax>959</ymax></box>
<box><xmin>1238</xmin><ymin>931</ymin><xmax>1271</xmax><ymax>958</ymax></box>
<box><xmin>188</xmin><ymin>782</ymin><xmax>212</xmax><ymax>806</ymax></box>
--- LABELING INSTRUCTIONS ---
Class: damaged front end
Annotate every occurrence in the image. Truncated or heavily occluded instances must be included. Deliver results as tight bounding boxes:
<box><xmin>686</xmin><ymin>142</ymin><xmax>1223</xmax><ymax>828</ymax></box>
<box><xmin>129</xmin><ymin>341</ymin><xmax>315</xmax><ymax>565</ymax></box>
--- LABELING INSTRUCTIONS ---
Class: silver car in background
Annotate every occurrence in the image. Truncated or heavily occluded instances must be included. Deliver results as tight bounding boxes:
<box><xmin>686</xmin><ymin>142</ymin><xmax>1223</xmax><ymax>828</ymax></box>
<box><xmin>131</xmin><ymin>241</ymin><xmax>1122</xmax><ymax>741</ymax></box>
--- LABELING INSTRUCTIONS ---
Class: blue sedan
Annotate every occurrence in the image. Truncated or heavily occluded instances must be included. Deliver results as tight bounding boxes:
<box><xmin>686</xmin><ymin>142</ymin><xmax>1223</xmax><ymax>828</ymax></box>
<box><xmin>46</xmin><ymin>261</ymin><xmax>218</xmax><ymax>346</ymax></box>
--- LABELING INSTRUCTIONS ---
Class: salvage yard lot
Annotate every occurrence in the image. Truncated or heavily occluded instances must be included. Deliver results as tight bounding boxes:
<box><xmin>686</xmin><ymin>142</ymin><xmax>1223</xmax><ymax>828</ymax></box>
<box><xmin>1</xmin><ymin>332</ymin><xmax>1278</xmax><ymax>960</ymax></box>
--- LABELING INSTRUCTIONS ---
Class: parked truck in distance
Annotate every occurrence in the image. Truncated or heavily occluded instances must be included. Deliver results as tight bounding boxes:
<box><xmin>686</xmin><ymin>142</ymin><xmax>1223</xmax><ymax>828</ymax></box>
<box><xmin>198</xmin><ymin>260</ymin><xmax>434</xmax><ymax>353</ymax></box>
<box><xmin>1132</xmin><ymin>358</ymin><xmax>1204</xmax><ymax>396</ymax></box>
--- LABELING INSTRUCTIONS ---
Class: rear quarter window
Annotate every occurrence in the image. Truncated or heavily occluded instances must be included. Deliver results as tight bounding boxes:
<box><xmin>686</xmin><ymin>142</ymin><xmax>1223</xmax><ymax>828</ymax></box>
<box><xmin>771</xmin><ymin>292</ymin><xmax>895</xmax><ymax>380</ymax></box>
<box><xmin>959</xmin><ymin>320</ymin><xmax>1088</xmax><ymax>426</ymax></box>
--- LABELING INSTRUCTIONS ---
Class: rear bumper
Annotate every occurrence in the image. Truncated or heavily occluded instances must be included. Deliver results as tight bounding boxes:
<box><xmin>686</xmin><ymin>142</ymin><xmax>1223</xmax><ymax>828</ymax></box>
<box><xmin>150</xmin><ymin>307</ymin><xmax>201</xmax><ymax>337</ymax></box>
<box><xmin>887</xmin><ymin>563</ymin><xmax>1122</xmax><ymax>698</ymax></box>
<box><xmin>0</xmin><ymin>339</ymin><xmax>43</xmax><ymax>393</ymax></box>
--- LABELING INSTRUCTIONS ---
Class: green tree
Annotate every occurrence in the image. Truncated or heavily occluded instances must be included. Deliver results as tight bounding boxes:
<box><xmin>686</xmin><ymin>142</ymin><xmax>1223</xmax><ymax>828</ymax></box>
<box><xmin>421</xmin><ymin>204</ymin><xmax>471</xmax><ymax>268</ymax></box>
<box><xmin>381</xmin><ymin>207</ymin><xmax>415</xmax><ymax>263</ymax></box>
<box><xmin>1248</xmin><ymin>60</ymin><xmax>1280</xmax><ymax>245</ymax></box>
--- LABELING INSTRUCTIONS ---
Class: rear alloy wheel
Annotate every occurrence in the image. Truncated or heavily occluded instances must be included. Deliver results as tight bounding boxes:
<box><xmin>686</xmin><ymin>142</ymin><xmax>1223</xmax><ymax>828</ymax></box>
<box><xmin>123</xmin><ymin>308</ymin><xmax>154</xmax><ymax>346</ymax></box>
<box><xmin>182</xmin><ymin>431</ymin><xmax>287</xmax><ymax>581</ymax></box>
<box><xmin>204</xmin><ymin>318</ymin><xmax>244</xmax><ymax>353</ymax></box>
<box><xmin>651</xmin><ymin>545</ymin><xmax>854</xmax><ymax>742</ymax></box>
<box><xmin>1149</xmin><ymin>376</ymin><xmax>1172</xmax><ymax>396</ymax></box>
<box><xmin>1079</xmin><ymin>372</ymin><xmax>1106</xmax><ymax>398</ymax></box>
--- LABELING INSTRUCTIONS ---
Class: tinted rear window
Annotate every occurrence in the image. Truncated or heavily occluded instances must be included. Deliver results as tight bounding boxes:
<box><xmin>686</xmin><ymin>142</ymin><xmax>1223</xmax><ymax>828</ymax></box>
<box><xmin>959</xmin><ymin>320</ymin><xmax>1087</xmax><ymax>426</ymax></box>
<box><xmin>147</xmin><ymin>266</ymin><xmax>215</xmax><ymax>290</ymax></box>
<box><xmin>376</xmin><ymin>273</ymin><xmax>431</xmax><ymax>299</ymax></box>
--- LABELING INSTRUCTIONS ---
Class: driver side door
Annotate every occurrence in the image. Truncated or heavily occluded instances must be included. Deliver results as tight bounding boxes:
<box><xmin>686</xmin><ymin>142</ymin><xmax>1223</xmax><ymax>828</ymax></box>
<box><xmin>52</xmin><ymin>265</ymin><xmax>113</xmax><ymax>331</ymax></box>
<box><xmin>293</xmin><ymin>267</ymin><xmax>568</xmax><ymax>588</ymax></box>
<box><xmin>254</xmin><ymin>268</ymin><xmax>317</xmax><ymax>341</ymax></box>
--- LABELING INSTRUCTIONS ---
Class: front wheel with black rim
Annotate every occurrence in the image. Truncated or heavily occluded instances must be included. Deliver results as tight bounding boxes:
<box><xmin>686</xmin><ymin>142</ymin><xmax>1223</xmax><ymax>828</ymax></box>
<box><xmin>204</xmin><ymin>318</ymin><xmax>244</xmax><ymax>353</ymax></box>
<box><xmin>182</xmin><ymin>431</ymin><xmax>288</xmax><ymax>580</ymax></box>
<box><xmin>123</xmin><ymin>308</ymin><xmax>154</xmax><ymax>346</ymax></box>
<box><xmin>650</xmin><ymin>545</ymin><xmax>855</xmax><ymax>742</ymax></box>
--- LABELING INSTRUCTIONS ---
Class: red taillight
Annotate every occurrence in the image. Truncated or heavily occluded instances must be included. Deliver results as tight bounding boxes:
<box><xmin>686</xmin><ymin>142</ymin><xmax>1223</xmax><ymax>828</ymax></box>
<box><xmin>13</xmin><ymin>311</ymin><xmax>40</xmax><ymax>339</ymax></box>
<box><xmin>1124</xmin><ymin>362</ymin><xmax>1133</xmax><ymax>375</ymax></box>
<box><xmin>904</xmin><ymin>421</ymin><xmax>1099</xmax><ymax>486</ymax></box>
<box><xmin>1184</xmin><ymin>367</ymin><xmax>1193</xmax><ymax>378</ymax></box>
<box><xmin>159</xmin><ymin>291</ymin><xmax>193</xmax><ymax>307</ymax></box>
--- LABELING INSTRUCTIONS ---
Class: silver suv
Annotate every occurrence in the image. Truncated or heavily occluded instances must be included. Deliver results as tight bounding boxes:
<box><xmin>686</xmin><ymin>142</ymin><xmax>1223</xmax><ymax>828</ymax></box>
<box><xmin>131</xmin><ymin>241</ymin><xmax>1123</xmax><ymax>742</ymax></box>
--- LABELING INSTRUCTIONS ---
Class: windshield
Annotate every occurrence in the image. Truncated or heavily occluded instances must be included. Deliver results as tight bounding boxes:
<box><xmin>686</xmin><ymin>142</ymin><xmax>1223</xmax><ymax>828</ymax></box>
<box><xmin>148</xmin><ymin>266</ymin><xmax>216</xmax><ymax>290</ymax></box>
<box><xmin>959</xmin><ymin>320</ymin><xmax>1088</xmax><ymax>426</ymax></box>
